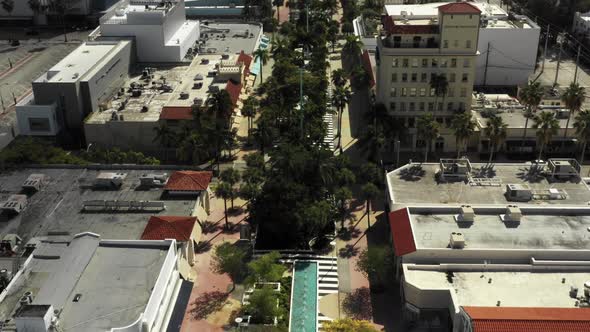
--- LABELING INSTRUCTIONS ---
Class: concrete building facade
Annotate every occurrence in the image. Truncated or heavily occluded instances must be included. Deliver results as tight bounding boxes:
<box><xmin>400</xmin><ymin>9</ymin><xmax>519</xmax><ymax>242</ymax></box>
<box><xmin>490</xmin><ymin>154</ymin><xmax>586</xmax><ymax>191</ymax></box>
<box><xmin>99</xmin><ymin>0</ymin><xmax>199</xmax><ymax>63</ymax></box>
<box><xmin>16</xmin><ymin>40</ymin><xmax>132</xmax><ymax>138</ymax></box>
<box><xmin>572</xmin><ymin>11</ymin><xmax>590</xmax><ymax>42</ymax></box>
<box><xmin>376</xmin><ymin>2</ymin><xmax>480</xmax><ymax>152</ymax></box>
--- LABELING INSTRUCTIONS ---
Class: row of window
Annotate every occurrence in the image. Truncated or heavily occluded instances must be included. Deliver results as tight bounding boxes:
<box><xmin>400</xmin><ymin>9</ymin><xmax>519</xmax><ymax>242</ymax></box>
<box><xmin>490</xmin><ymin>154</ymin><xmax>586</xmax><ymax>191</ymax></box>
<box><xmin>392</xmin><ymin>58</ymin><xmax>471</xmax><ymax>69</ymax></box>
<box><xmin>443</xmin><ymin>39</ymin><xmax>472</xmax><ymax>49</ymax></box>
<box><xmin>390</xmin><ymin>87</ymin><xmax>468</xmax><ymax>98</ymax></box>
<box><xmin>396</xmin><ymin>116</ymin><xmax>455</xmax><ymax>129</ymax></box>
<box><xmin>391</xmin><ymin>72</ymin><xmax>470</xmax><ymax>83</ymax></box>
<box><xmin>389</xmin><ymin>101</ymin><xmax>466</xmax><ymax>112</ymax></box>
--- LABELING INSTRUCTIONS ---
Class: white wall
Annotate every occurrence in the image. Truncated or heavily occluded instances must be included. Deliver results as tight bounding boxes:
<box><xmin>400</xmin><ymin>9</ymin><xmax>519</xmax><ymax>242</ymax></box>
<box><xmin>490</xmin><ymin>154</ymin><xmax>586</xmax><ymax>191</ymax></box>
<box><xmin>475</xmin><ymin>25</ymin><xmax>540</xmax><ymax>86</ymax></box>
<box><xmin>16</xmin><ymin>95</ymin><xmax>60</xmax><ymax>136</ymax></box>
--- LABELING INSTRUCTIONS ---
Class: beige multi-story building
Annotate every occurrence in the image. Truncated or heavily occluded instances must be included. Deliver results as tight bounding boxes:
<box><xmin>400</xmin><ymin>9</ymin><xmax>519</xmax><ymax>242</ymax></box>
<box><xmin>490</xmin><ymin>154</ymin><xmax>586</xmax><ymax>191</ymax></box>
<box><xmin>376</xmin><ymin>2</ymin><xmax>480</xmax><ymax>152</ymax></box>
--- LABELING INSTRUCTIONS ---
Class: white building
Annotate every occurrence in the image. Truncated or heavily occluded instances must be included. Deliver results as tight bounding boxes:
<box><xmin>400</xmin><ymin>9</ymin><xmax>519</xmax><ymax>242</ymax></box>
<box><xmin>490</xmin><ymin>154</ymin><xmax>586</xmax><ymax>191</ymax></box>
<box><xmin>16</xmin><ymin>40</ymin><xmax>132</xmax><ymax>138</ymax></box>
<box><xmin>99</xmin><ymin>0</ymin><xmax>199</xmax><ymax>63</ymax></box>
<box><xmin>383</xmin><ymin>2</ymin><xmax>540</xmax><ymax>87</ymax></box>
<box><xmin>572</xmin><ymin>11</ymin><xmax>590</xmax><ymax>42</ymax></box>
<box><xmin>385</xmin><ymin>161</ymin><xmax>590</xmax><ymax>331</ymax></box>
<box><xmin>0</xmin><ymin>232</ymin><xmax>187</xmax><ymax>332</ymax></box>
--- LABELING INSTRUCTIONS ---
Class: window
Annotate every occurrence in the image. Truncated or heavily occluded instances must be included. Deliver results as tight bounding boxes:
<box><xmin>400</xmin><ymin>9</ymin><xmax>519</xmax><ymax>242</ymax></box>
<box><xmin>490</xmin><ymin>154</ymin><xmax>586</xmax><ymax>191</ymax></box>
<box><xmin>462</xmin><ymin>73</ymin><xmax>469</xmax><ymax>82</ymax></box>
<box><xmin>400</xmin><ymin>102</ymin><xmax>406</xmax><ymax>111</ymax></box>
<box><xmin>460</xmin><ymin>87</ymin><xmax>467</xmax><ymax>97</ymax></box>
<box><xmin>28</xmin><ymin>118</ymin><xmax>50</xmax><ymax>132</ymax></box>
<box><xmin>463</xmin><ymin>59</ymin><xmax>470</xmax><ymax>68</ymax></box>
<box><xmin>421</xmin><ymin>73</ymin><xmax>427</xmax><ymax>82</ymax></box>
<box><xmin>428</xmin><ymin>102</ymin><xmax>434</xmax><ymax>111</ymax></box>
<box><xmin>441</xmin><ymin>59</ymin><xmax>448</xmax><ymax>68</ymax></box>
<box><xmin>411</xmin><ymin>73</ymin><xmax>417</xmax><ymax>82</ymax></box>
<box><xmin>453</xmin><ymin>40</ymin><xmax>459</xmax><ymax>47</ymax></box>
<box><xmin>447</xmin><ymin>102</ymin><xmax>453</xmax><ymax>111</ymax></box>
<box><xmin>432</xmin><ymin>58</ymin><xmax>438</xmax><ymax>67</ymax></box>
<box><xmin>422</xmin><ymin>59</ymin><xmax>428</xmax><ymax>67</ymax></box>
<box><xmin>413</xmin><ymin>36</ymin><xmax>422</xmax><ymax>48</ymax></box>
<box><xmin>402</xmin><ymin>59</ymin><xmax>409</xmax><ymax>67</ymax></box>
<box><xmin>466</xmin><ymin>40</ymin><xmax>471</xmax><ymax>48</ymax></box>
<box><xmin>458</xmin><ymin>102</ymin><xmax>465</xmax><ymax>111</ymax></box>
<box><xmin>430</xmin><ymin>88</ymin><xmax>436</xmax><ymax>96</ymax></box>
<box><xmin>430</xmin><ymin>73</ymin><xmax>436</xmax><ymax>82</ymax></box>
<box><xmin>390</xmin><ymin>102</ymin><xmax>396</xmax><ymax>111</ymax></box>
<box><xmin>402</xmin><ymin>73</ymin><xmax>408</xmax><ymax>82</ymax></box>
<box><xmin>419</xmin><ymin>102</ymin><xmax>425</xmax><ymax>111</ymax></box>
<box><xmin>409</xmin><ymin>102</ymin><xmax>415</xmax><ymax>111</ymax></box>
<box><xmin>445</xmin><ymin>117</ymin><xmax>452</xmax><ymax>127</ymax></box>
<box><xmin>447</xmin><ymin>87</ymin><xmax>454</xmax><ymax>97</ymax></box>
<box><xmin>408</xmin><ymin>117</ymin><xmax>415</xmax><ymax>128</ymax></box>
<box><xmin>443</xmin><ymin>40</ymin><xmax>448</xmax><ymax>48</ymax></box>
<box><xmin>401</xmin><ymin>88</ymin><xmax>407</xmax><ymax>96</ymax></box>
<box><xmin>410</xmin><ymin>88</ymin><xmax>417</xmax><ymax>97</ymax></box>
<box><xmin>451</xmin><ymin>58</ymin><xmax>457</xmax><ymax>68</ymax></box>
<box><xmin>412</xmin><ymin>59</ymin><xmax>419</xmax><ymax>68</ymax></box>
<box><xmin>392</xmin><ymin>59</ymin><xmax>399</xmax><ymax>67</ymax></box>
<box><xmin>438</xmin><ymin>102</ymin><xmax>443</xmax><ymax>111</ymax></box>
<box><xmin>392</xmin><ymin>73</ymin><xmax>398</xmax><ymax>82</ymax></box>
<box><xmin>450</xmin><ymin>73</ymin><xmax>456</xmax><ymax>83</ymax></box>
<box><xmin>390</xmin><ymin>87</ymin><xmax>397</xmax><ymax>97</ymax></box>
<box><xmin>419</xmin><ymin>88</ymin><xmax>426</xmax><ymax>96</ymax></box>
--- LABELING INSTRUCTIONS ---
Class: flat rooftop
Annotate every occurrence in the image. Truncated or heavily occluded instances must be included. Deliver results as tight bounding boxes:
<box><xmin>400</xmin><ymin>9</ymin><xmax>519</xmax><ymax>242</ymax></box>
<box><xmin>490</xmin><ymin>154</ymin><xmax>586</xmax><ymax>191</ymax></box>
<box><xmin>473</xmin><ymin>110</ymin><xmax>573</xmax><ymax>129</ymax></box>
<box><xmin>0</xmin><ymin>234</ymin><xmax>170</xmax><ymax>331</ymax></box>
<box><xmin>35</xmin><ymin>41</ymin><xmax>129</xmax><ymax>84</ymax></box>
<box><xmin>385</xmin><ymin>2</ymin><xmax>507</xmax><ymax>17</ymax></box>
<box><xmin>404</xmin><ymin>268</ymin><xmax>589</xmax><ymax>308</ymax></box>
<box><xmin>387</xmin><ymin>163</ymin><xmax>590</xmax><ymax>206</ymax></box>
<box><xmin>199</xmin><ymin>23</ymin><xmax>261</xmax><ymax>55</ymax></box>
<box><xmin>0</xmin><ymin>168</ymin><xmax>197</xmax><ymax>245</ymax></box>
<box><xmin>410</xmin><ymin>210</ymin><xmax>590</xmax><ymax>250</ymax></box>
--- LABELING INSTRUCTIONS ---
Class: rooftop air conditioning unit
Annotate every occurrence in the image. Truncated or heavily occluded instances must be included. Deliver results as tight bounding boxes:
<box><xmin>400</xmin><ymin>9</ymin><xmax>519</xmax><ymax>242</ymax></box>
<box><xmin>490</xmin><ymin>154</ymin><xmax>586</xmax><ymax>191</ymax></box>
<box><xmin>502</xmin><ymin>205</ymin><xmax>522</xmax><ymax>222</ymax></box>
<box><xmin>449</xmin><ymin>232</ymin><xmax>465</xmax><ymax>249</ymax></box>
<box><xmin>458</xmin><ymin>205</ymin><xmax>475</xmax><ymax>222</ymax></box>
<box><xmin>585</xmin><ymin>281</ymin><xmax>590</xmax><ymax>298</ymax></box>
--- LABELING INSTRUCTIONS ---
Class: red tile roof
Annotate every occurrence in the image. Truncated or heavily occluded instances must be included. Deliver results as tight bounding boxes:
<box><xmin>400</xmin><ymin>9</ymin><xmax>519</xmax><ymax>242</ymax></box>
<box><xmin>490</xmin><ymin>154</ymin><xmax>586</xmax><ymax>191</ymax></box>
<box><xmin>388</xmin><ymin>208</ymin><xmax>416</xmax><ymax>256</ymax></box>
<box><xmin>438</xmin><ymin>2</ymin><xmax>481</xmax><ymax>14</ymax></box>
<box><xmin>464</xmin><ymin>307</ymin><xmax>590</xmax><ymax>332</ymax></box>
<box><xmin>225</xmin><ymin>79</ymin><xmax>242</xmax><ymax>106</ymax></box>
<box><xmin>141</xmin><ymin>216</ymin><xmax>198</xmax><ymax>241</ymax></box>
<box><xmin>164</xmin><ymin>171</ymin><xmax>213</xmax><ymax>192</ymax></box>
<box><xmin>361</xmin><ymin>50</ymin><xmax>375</xmax><ymax>88</ymax></box>
<box><xmin>237</xmin><ymin>51</ymin><xmax>253</xmax><ymax>76</ymax></box>
<box><xmin>160</xmin><ymin>106</ymin><xmax>193</xmax><ymax>120</ymax></box>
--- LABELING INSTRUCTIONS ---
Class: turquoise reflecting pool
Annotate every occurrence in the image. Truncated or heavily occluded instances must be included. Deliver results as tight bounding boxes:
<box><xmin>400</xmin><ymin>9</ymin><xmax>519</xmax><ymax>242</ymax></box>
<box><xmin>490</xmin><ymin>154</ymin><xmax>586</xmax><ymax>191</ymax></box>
<box><xmin>290</xmin><ymin>261</ymin><xmax>317</xmax><ymax>332</ymax></box>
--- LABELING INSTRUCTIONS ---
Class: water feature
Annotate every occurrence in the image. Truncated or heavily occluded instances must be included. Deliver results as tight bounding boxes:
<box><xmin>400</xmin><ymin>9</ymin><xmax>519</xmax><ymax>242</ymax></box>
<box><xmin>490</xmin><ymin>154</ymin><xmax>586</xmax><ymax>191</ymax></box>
<box><xmin>289</xmin><ymin>261</ymin><xmax>317</xmax><ymax>332</ymax></box>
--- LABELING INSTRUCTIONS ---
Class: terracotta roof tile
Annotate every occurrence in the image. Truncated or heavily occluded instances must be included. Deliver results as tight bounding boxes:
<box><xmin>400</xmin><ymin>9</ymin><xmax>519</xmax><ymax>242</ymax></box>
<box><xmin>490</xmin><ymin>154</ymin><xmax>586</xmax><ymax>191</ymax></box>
<box><xmin>141</xmin><ymin>216</ymin><xmax>198</xmax><ymax>241</ymax></box>
<box><xmin>225</xmin><ymin>79</ymin><xmax>242</xmax><ymax>106</ymax></box>
<box><xmin>164</xmin><ymin>171</ymin><xmax>213</xmax><ymax>192</ymax></box>
<box><xmin>464</xmin><ymin>307</ymin><xmax>590</xmax><ymax>332</ymax></box>
<box><xmin>388</xmin><ymin>207</ymin><xmax>416</xmax><ymax>256</ymax></box>
<box><xmin>160</xmin><ymin>106</ymin><xmax>193</xmax><ymax>120</ymax></box>
<box><xmin>438</xmin><ymin>2</ymin><xmax>481</xmax><ymax>14</ymax></box>
<box><xmin>237</xmin><ymin>51</ymin><xmax>253</xmax><ymax>76</ymax></box>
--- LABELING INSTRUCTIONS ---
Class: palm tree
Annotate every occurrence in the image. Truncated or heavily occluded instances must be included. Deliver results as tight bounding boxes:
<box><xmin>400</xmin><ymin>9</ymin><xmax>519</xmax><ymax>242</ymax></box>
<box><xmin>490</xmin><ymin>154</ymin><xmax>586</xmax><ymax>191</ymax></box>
<box><xmin>331</xmin><ymin>68</ymin><xmax>347</xmax><ymax>88</ymax></box>
<box><xmin>450</xmin><ymin>112</ymin><xmax>476</xmax><ymax>158</ymax></box>
<box><xmin>328</xmin><ymin>20</ymin><xmax>340</xmax><ymax>53</ymax></box>
<box><xmin>484</xmin><ymin>115</ymin><xmax>508</xmax><ymax>163</ymax></box>
<box><xmin>271</xmin><ymin>37</ymin><xmax>289</xmax><ymax>59</ymax></box>
<box><xmin>323</xmin><ymin>0</ymin><xmax>339</xmax><ymax>17</ymax></box>
<box><xmin>518</xmin><ymin>81</ymin><xmax>544</xmax><ymax>148</ymax></box>
<box><xmin>574</xmin><ymin>110</ymin><xmax>590</xmax><ymax>165</ymax></box>
<box><xmin>207</xmin><ymin>89</ymin><xmax>234</xmax><ymax>122</ymax></box>
<box><xmin>215</xmin><ymin>182</ymin><xmax>233</xmax><ymax>229</ymax></box>
<box><xmin>429</xmin><ymin>74</ymin><xmax>448</xmax><ymax>112</ymax></box>
<box><xmin>28</xmin><ymin>0</ymin><xmax>48</xmax><ymax>26</ymax></box>
<box><xmin>361</xmin><ymin>182</ymin><xmax>379</xmax><ymax>228</ymax></box>
<box><xmin>561</xmin><ymin>82</ymin><xmax>586</xmax><ymax>139</ymax></box>
<box><xmin>416</xmin><ymin>113</ymin><xmax>440</xmax><ymax>162</ymax></box>
<box><xmin>272</xmin><ymin>0</ymin><xmax>284</xmax><ymax>22</ymax></box>
<box><xmin>533</xmin><ymin>111</ymin><xmax>560</xmax><ymax>161</ymax></box>
<box><xmin>343</xmin><ymin>35</ymin><xmax>363</xmax><ymax>65</ymax></box>
<box><xmin>49</xmin><ymin>0</ymin><xmax>73</xmax><ymax>42</ymax></box>
<box><xmin>152</xmin><ymin>123</ymin><xmax>177</xmax><ymax>148</ymax></box>
<box><xmin>242</xmin><ymin>96</ymin><xmax>258</xmax><ymax>139</ymax></box>
<box><xmin>331</xmin><ymin>85</ymin><xmax>352</xmax><ymax>152</ymax></box>
<box><xmin>253</xmin><ymin>48</ymin><xmax>270</xmax><ymax>84</ymax></box>
<box><xmin>220</xmin><ymin>168</ymin><xmax>240</xmax><ymax>209</ymax></box>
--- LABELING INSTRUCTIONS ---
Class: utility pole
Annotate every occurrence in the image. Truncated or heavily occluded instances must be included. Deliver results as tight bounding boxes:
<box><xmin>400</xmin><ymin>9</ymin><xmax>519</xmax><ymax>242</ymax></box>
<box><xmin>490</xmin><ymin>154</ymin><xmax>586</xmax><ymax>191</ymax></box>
<box><xmin>554</xmin><ymin>33</ymin><xmax>563</xmax><ymax>87</ymax></box>
<box><xmin>541</xmin><ymin>25</ymin><xmax>549</xmax><ymax>73</ymax></box>
<box><xmin>299</xmin><ymin>66</ymin><xmax>304</xmax><ymax>139</ymax></box>
<box><xmin>574</xmin><ymin>45</ymin><xmax>581</xmax><ymax>83</ymax></box>
<box><xmin>483</xmin><ymin>42</ymin><xmax>490</xmax><ymax>86</ymax></box>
